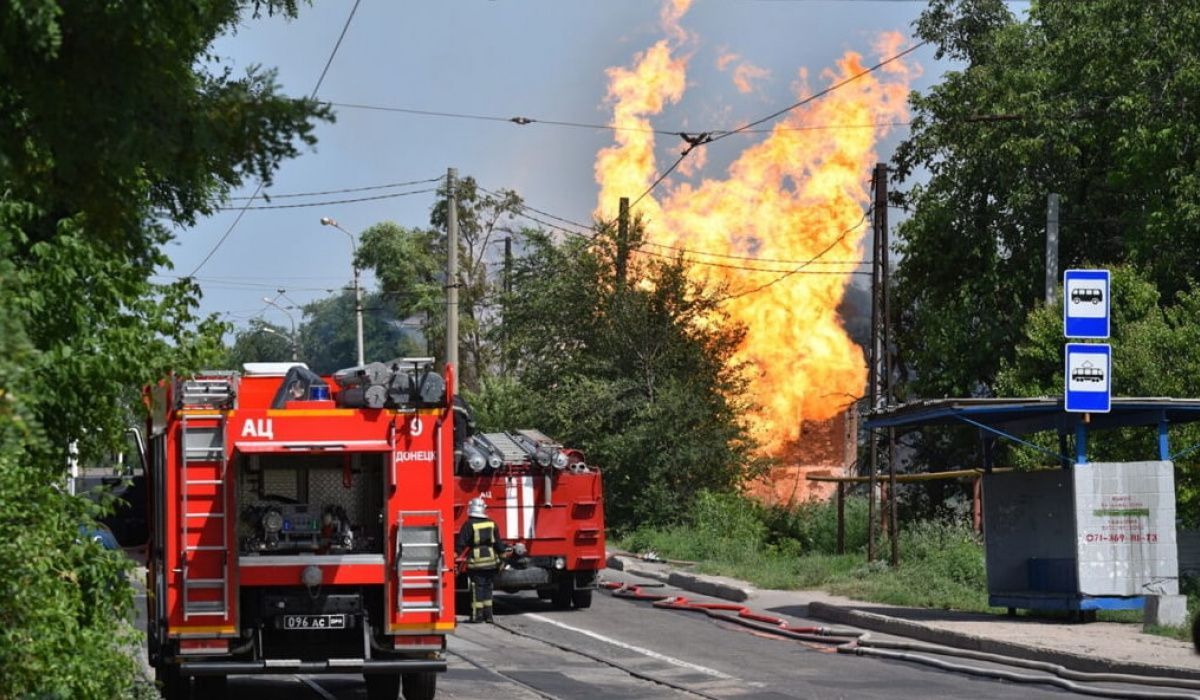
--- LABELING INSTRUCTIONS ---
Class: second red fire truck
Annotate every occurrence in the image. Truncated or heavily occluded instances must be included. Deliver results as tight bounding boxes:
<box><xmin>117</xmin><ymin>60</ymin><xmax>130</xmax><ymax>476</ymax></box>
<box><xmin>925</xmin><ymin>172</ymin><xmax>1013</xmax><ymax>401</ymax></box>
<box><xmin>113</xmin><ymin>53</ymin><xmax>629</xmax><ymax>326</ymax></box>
<box><xmin>453</xmin><ymin>423</ymin><xmax>606</xmax><ymax>609</ymax></box>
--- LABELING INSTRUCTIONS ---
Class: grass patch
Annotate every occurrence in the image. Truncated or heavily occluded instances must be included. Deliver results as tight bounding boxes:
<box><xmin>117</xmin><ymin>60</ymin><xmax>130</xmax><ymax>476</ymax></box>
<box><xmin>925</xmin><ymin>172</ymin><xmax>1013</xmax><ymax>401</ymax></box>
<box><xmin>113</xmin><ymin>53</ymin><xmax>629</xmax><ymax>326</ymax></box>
<box><xmin>617</xmin><ymin>490</ymin><xmax>1200</xmax><ymax>640</ymax></box>
<box><xmin>619</xmin><ymin>491</ymin><xmax>990</xmax><ymax>611</ymax></box>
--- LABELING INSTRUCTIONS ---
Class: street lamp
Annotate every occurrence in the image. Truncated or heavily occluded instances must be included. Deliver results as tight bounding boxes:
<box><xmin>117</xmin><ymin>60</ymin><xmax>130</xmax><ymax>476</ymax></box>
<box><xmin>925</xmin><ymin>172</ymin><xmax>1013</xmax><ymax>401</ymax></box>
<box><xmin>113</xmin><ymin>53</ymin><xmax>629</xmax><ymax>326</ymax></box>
<box><xmin>261</xmin><ymin>297</ymin><xmax>298</xmax><ymax>361</ymax></box>
<box><xmin>320</xmin><ymin>216</ymin><xmax>365</xmax><ymax>367</ymax></box>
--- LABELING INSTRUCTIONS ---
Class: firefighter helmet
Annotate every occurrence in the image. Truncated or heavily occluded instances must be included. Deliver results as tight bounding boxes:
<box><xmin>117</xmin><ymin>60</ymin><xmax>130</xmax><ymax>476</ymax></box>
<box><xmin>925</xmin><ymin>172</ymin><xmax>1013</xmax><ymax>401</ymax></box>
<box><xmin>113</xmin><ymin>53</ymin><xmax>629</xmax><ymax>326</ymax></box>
<box><xmin>467</xmin><ymin>497</ymin><xmax>487</xmax><ymax>518</ymax></box>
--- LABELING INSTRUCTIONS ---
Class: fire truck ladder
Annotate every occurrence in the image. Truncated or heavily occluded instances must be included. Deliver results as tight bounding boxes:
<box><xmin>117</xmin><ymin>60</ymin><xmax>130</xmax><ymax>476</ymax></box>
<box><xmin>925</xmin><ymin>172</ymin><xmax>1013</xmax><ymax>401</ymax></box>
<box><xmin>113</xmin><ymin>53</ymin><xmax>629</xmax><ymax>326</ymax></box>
<box><xmin>479</xmin><ymin>432</ymin><xmax>529</xmax><ymax>464</ymax></box>
<box><xmin>178</xmin><ymin>374</ymin><xmax>235</xmax><ymax>621</ymax></box>
<box><xmin>396</xmin><ymin>511</ymin><xmax>444</xmax><ymax>616</ymax></box>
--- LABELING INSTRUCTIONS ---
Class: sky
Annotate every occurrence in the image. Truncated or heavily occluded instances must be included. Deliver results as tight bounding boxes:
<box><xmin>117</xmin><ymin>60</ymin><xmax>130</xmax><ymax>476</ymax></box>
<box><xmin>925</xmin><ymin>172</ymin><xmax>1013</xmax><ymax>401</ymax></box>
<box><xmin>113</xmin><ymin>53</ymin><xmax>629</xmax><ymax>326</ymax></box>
<box><xmin>164</xmin><ymin>0</ymin><xmax>1009</xmax><ymax>334</ymax></box>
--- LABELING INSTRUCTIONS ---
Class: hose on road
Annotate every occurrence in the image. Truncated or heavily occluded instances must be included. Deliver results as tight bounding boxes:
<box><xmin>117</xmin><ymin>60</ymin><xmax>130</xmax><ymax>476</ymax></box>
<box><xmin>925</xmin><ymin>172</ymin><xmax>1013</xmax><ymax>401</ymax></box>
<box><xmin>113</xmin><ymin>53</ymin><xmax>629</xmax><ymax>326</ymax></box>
<box><xmin>602</xmin><ymin>580</ymin><xmax>1200</xmax><ymax>700</ymax></box>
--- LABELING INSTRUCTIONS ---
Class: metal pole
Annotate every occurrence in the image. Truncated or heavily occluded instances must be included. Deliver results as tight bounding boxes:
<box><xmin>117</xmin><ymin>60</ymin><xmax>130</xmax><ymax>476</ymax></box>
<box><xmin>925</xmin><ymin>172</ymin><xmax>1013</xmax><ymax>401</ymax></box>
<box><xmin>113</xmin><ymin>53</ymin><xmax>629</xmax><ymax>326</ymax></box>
<box><xmin>446</xmin><ymin>167</ymin><xmax>459</xmax><ymax>391</ymax></box>
<box><xmin>972</xmin><ymin>476</ymin><xmax>982</xmax><ymax>533</ymax></box>
<box><xmin>879</xmin><ymin>163</ymin><xmax>899</xmax><ymax>568</ymax></box>
<box><xmin>616</xmin><ymin>196</ymin><xmax>630</xmax><ymax>288</ymax></box>
<box><xmin>889</xmin><ymin>428</ymin><xmax>899</xmax><ymax>566</ymax></box>
<box><xmin>503</xmin><ymin>236</ymin><xmax>512</xmax><ymax>377</ymax></box>
<box><xmin>263</xmin><ymin>297</ymin><xmax>298</xmax><ymax>361</ymax></box>
<box><xmin>1046</xmin><ymin>193</ymin><xmax>1060</xmax><ymax>306</ymax></box>
<box><xmin>867</xmin><ymin>163</ymin><xmax>886</xmax><ymax>563</ymax></box>
<box><xmin>318</xmin><ymin>217</ymin><xmax>365</xmax><ymax>366</ymax></box>
<box><xmin>353</xmin><ymin>259</ymin><xmax>364</xmax><ymax>367</ymax></box>
<box><xmin>836</xmin><ymin>482</ymin><xmax>846</xmax><ymax>555</ymax></box>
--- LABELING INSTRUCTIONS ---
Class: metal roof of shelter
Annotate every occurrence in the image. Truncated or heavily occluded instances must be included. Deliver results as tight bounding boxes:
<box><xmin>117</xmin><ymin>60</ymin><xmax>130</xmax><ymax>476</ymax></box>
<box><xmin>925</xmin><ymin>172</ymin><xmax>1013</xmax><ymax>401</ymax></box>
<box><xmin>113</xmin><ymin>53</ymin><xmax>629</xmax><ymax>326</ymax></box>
<box><xmin>863</xmin><ymin>398</ymin><xmax>1200</xmax><ymax>466</ymax></box>
<box><xmin>864</xmin><ymin>398</ymin><xmax>1200</xmax><ymax>436</ymax></box>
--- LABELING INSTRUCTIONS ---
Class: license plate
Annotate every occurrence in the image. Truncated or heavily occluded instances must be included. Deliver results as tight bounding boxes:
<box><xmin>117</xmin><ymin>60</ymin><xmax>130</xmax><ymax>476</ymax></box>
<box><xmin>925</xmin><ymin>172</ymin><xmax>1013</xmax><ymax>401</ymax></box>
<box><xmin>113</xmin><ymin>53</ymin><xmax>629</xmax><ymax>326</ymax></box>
<box><xmin>280</xmin><ymin>614</ymin><xmax>347</xmax><ymax>630</ymax></box>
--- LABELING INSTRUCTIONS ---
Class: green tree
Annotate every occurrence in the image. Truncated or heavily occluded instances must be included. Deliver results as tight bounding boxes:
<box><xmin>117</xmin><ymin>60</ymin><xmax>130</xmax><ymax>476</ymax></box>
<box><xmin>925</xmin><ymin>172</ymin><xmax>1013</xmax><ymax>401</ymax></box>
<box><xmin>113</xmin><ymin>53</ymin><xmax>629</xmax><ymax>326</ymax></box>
<box><xmin>357</xmin><ymin>177</ymin><xmax>522</xmax><ymax>391</ymax></box>
<box><xmin>892</xmin><ymin>0</ymin><xmax>1200</xmax><ymax>399</ymax></box>
<box><xmin>0</xmin><ymin>2</ymin><xmax>330</xmax><ymax>696</ymax></box>
<box><xmin>298</xmin><ymin>290</ymin><xmax>425</xmax><ymax>374</ymax></box>
<box><xmin>225</xmin><ymin>320</ymin><xmax>296</xmax><ymax>368</ymax></box>
<box><xmin>496</xmin><ymin>224</ymin><xmax>766</xmax><ymax>528</ymax></box>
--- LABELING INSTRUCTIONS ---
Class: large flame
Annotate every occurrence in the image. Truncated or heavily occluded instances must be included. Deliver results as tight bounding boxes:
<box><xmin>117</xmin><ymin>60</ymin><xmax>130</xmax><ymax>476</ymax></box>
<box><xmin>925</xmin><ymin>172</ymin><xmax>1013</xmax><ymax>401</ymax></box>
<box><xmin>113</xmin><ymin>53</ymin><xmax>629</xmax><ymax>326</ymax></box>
<box><xmin>595</xmin><ymin>3</ymin><xmax>914</xmax><ymax>455</ymax></box>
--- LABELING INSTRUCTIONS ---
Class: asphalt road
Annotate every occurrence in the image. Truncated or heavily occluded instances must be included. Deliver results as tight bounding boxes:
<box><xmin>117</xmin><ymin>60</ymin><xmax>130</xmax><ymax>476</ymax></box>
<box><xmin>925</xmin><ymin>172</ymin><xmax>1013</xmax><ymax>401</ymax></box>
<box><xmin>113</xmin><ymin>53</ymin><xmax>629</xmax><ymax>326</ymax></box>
<box><xmin>139</xmin><ymin>568</ymin><xmax>1124</xmax><ymax>699</ymax></box>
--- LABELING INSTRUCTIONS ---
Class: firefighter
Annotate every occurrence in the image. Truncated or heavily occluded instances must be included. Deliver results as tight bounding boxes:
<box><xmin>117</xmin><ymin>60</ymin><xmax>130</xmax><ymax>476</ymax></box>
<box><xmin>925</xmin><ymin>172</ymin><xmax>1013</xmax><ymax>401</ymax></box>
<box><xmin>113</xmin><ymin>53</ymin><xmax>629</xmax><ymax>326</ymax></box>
<box><xmin>456</xmin><ymin>497</ymin><xmax>508</xmax><ymax>623</ymax></box>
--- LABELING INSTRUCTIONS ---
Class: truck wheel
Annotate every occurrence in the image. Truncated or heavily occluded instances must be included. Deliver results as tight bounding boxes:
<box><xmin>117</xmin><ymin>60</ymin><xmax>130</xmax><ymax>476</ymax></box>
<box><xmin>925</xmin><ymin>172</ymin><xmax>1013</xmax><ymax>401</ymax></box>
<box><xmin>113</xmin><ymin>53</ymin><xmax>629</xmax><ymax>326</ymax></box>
<box><xmin>571</xmin><ymin>588</ymin><xmax>593</xmax><ymax>609</ymax></box>
<box><xmin>402</xmin><ymin>671</ymin><xmax>437</xmax><ymax>700</ymax></box>
<box><xmin>365</xmin><ymin>672</ymin><xmax>401</xmax><ymax>700</ymax></box>
<box><xmin>155</xmin><ymin>664</ymin><xmax>184</xmax><ymax>700</ymax></box>
<box><xmin>550</xmin><ymin>579</ymin><xmax>572</xmax><ymax>610</ymax></box>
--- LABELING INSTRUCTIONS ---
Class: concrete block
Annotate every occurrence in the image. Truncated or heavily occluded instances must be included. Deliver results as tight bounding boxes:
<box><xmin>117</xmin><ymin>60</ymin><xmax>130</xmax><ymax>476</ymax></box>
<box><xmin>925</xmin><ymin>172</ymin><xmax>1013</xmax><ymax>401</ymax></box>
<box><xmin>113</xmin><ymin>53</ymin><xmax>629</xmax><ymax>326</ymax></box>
<box><xmin>665</xmin><ymin>571</ymin><xmax>750</xmax><ymax>602</ymax></box>
<box><xmin>1144</xmin><ymin>594</ymin><xmax>1189</xmax><ymax>629</ymax></box>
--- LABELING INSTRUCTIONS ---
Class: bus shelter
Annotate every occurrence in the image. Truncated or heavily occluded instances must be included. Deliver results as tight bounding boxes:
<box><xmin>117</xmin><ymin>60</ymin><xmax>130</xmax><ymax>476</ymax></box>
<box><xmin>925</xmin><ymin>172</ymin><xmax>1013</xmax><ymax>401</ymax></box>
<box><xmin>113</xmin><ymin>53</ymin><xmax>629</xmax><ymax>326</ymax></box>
<box><xmin>864</xmin><ymin>398</ymin><xmax>1200</xmax><ymax>623</ymax></box>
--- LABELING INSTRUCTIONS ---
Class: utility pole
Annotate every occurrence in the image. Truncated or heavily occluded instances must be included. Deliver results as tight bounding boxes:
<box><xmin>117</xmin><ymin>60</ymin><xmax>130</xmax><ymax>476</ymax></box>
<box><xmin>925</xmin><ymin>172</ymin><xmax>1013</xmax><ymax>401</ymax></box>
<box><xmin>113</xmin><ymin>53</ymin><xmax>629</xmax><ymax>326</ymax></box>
<box><xmin>502</xmin><ymin>236</ymin><xmax>512</xmax><ymax>377</ymax></box>
<box><xmin>867</xmin><ymin>165</ymin><xmax>883</xmax><ymax>563</ymax></box>
<box><xmin>616</xmin><ymin>197</ymin><xmax>630</xmax><ymax>288</ymax></box>
<box><xmin>353</xmin><ymin>266</ymin><xmax>364</xmax><ymax>366</ymax></box>
<box><xmin>880</xmin><ymin>163</ymin><xmax>899</xmax><ymax>568</ymax></box>
<box><xmin>1046</xmin><ymin>193</ymin><xmax>1060</xmax><ymax>306</ymax></box>
<box><xmin>446</xmin><ymin>167</ymin><xmax>459</xmax><ymax>391</ymax></box>
<box><xmin>867</xmin><ymin>162</ymin><xmax>898</xmax><ymax>564</ymax></box>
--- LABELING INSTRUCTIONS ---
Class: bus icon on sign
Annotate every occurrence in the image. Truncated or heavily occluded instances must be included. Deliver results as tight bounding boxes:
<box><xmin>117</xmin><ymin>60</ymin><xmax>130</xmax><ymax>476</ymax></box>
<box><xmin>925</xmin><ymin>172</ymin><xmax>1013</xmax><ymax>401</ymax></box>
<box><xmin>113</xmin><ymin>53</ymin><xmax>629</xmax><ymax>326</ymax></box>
<box><xmin>1071</xmin><ymin>363</ymin><xmax>1104</xmax><ymax>383</ymax></box>
<box><xmin>1064</xmin><ymin>270</ymin><xmax>1110</xmax><ymax>339</ymax></box>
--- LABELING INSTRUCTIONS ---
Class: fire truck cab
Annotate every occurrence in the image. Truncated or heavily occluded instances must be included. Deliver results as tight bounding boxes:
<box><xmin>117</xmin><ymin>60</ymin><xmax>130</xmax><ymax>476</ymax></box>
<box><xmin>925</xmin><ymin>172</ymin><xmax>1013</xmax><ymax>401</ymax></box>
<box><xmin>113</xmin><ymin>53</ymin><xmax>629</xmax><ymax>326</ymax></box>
<box><xmin>145</xmin><ymin>360</ymin><xmax>455</xmax><ymax>700</ymax></box>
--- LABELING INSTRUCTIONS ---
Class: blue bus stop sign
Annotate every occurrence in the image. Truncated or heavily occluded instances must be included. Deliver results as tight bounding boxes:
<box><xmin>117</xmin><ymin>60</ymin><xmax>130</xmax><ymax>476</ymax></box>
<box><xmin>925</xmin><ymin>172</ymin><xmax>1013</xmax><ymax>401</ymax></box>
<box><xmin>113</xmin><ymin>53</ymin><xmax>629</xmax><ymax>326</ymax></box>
<box><xmin>1064</xmin><ymin>269</ymin><xmax>1110</xmax><ymax>338</ymax></box>
<box><xmin>1065</xmin><ymin>343</ymin><xmax>1111</xmax><ymax>413</ymax></box>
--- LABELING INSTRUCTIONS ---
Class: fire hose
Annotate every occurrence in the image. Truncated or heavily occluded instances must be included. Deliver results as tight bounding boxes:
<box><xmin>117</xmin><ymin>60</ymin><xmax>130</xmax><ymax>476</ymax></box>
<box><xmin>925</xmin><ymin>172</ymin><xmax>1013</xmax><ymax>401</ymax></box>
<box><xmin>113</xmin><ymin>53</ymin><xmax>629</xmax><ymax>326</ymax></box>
<box><xmin>601</xmin><ymin>581</ymin><xmax>1200</xmax><ymax>700</ymax></box>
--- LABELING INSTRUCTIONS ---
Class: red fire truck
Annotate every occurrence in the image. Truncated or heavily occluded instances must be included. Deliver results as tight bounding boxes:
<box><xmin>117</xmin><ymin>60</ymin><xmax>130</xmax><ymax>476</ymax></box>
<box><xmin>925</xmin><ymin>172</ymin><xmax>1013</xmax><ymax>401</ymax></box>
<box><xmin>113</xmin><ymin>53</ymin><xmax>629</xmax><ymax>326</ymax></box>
<box><xmin>454</xmin><ymin>427</ymin><xmax>605</xmax><ymax>609</ymax></box>
<box><xmin>144</xmin><ymin>360</ymin><xmax>455</xmax><ymax>700</ymax></box>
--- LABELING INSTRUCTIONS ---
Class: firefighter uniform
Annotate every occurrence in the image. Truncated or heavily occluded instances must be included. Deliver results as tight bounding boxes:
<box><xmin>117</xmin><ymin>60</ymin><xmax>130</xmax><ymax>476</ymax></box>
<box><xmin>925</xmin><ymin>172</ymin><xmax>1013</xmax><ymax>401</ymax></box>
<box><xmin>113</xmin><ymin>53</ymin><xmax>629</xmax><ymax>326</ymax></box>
<box><xmin>457</xmin><ymin>513</ymin><xmax>507</xmax><ymax>622</ymax></box>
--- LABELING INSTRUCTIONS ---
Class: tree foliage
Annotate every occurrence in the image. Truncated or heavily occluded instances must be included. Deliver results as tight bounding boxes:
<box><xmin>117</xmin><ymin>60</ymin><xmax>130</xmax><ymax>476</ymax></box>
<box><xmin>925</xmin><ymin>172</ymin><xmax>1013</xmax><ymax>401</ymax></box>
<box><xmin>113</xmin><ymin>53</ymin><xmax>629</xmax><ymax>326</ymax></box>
<box><xmin>225</xmin><ymin>320</ymin><xmax>296</xmax><ymax>368</ymax></box>
<box><xmin>357</xmin><ymin>178</ymin><xmax>522</xmax><ymax>391</ymax></box>
<box><xmin>0</xmin><ymin>2</ymin><xmax>330</xmax><ymax>696</ymax></box>
<box><xmin>490</xmin><ymin>225</ymin><xmax>766</xmax><ymax>528</ymax></box>
<box><xmin>298</xmin><ymin>291</ymin><xmax>425</xmax><ymax>374</ymax></box>
<box><xmin>893</xmin><ymin>0</ymin><xmax>1200</xmax><ymax>398</ymax></box>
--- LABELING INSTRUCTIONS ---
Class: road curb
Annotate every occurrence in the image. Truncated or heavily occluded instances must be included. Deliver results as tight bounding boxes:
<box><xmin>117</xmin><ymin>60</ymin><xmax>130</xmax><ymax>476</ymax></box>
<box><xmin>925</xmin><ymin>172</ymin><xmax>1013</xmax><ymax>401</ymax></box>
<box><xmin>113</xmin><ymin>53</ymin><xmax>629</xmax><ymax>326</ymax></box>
<box><xmin>605</xmin><ymin>555</ymin><xmax>752</xmax><ymax>602</ymax></box>
<box><xmin>806</xmin><ymin>601</ymin><xmax>1200</xmax><ymax>682</ymax></box>
<box><xmin>665</xmin><ymin>572</ymin><xmax>751</xmax><ymax>603</ymax></box>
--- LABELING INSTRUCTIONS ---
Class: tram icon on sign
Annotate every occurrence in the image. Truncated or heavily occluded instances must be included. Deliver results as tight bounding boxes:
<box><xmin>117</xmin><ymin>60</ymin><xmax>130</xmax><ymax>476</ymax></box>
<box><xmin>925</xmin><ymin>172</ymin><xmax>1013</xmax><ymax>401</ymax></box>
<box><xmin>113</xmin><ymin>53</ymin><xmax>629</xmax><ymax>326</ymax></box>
<box><xmin>1071</xmin><ymin>362</ymin><xmax>1104</xmax><ymax>383</ymax></box>
<box><xmin>1071</xmin><ymin>287</ymin><xmax>1104</xmax><ymax>305</ymax></box>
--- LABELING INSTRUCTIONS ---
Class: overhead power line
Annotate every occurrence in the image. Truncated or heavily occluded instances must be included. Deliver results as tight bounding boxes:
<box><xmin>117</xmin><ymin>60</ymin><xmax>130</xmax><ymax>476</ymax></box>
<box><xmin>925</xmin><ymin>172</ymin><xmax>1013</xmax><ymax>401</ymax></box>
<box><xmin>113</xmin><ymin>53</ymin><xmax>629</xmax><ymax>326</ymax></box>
<box><xmin>329</xmin><ymin>100</ymin><xmax>907</xmax><ymax>136</ymax></box>
<box><xmin>311</xmin><ymin>0</ymin><xmax>362</xmax><ymax>97</ymax></box>
<box><xmin>634</xmin><ymin>245</ymin><xmax>872</xmax><ymax>275</ymax></box>
<box><xmin>479</xmin><ymin>184</ymin><xmax>871</xmax><ymax>268</ymax></box>
<box><xmin>721</xmin><ymin>208</ymin><xmax>873</xmax><ymax>301</ymax></box>
<box><xmin>330</xmin><ymin>102</ymin><xmax>669</xmax><ymax>135</ymax></box>
<box><xmin>188</xmin><ymin>0</ymin><xmax>363</xmax><ymax>277</ymax></box>
<box><xmin>626</xmin><ymin>39</ymin><xmax>925</xmax><ymax>215</ymax></box>
<box><xmin>640</xmin><ymin>240</ymin><xmax>869</xmax><ymax>266</ymax></box>
<box><xmin>212</xmin><ymin>187</ymin><xmax>437</xmax><ymax>211</ymax></box>
<box><xmin>507</xmin><ymin>204</ymin><xmax>871</xmax><ymax>277</ymax></box>
<box><xmin>227</xmin><ymin>176</ymin><xmax>441</xmax><ymax>200</ymax></box>
<box><xmin>708</xmin><ymin>40</ymin><xmax>927</xmax><ymax>143</ymax></box>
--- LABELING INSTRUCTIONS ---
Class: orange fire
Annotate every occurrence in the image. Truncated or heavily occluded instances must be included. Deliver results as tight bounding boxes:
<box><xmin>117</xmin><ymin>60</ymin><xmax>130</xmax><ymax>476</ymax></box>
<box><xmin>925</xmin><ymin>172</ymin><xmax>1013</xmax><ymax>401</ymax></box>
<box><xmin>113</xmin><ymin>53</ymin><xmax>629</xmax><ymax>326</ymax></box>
<box><xmin>594</xmin><ymin>3</ymin><xmax>914</xmax><ymax>454</ymax></box>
